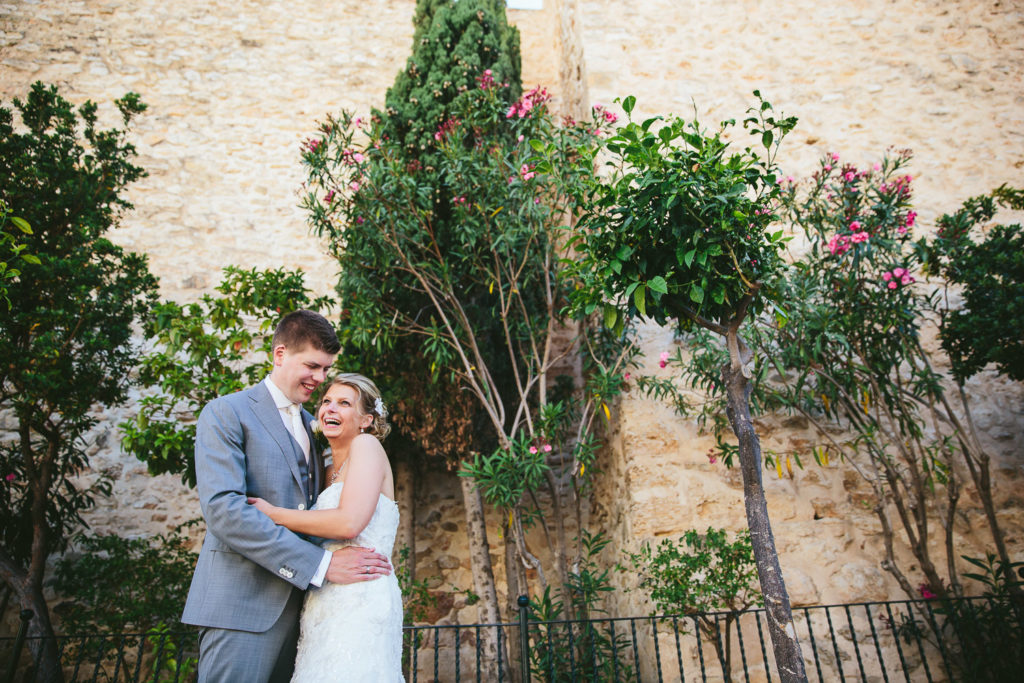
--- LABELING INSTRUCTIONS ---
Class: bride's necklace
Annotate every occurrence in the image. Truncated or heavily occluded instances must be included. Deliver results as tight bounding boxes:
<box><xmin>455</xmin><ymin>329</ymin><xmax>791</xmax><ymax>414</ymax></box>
<box><xmin>329</xmin><ymin>458</ymin><xmax>349</xmax><ymax>485</ymax></box>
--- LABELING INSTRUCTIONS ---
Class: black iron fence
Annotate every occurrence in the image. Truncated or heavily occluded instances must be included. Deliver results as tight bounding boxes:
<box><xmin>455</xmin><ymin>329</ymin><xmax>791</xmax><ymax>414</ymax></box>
<box><xmin>4</xmin><ymin>597</ymin><xmax>1021</xmax><ymax>682</ymax></box>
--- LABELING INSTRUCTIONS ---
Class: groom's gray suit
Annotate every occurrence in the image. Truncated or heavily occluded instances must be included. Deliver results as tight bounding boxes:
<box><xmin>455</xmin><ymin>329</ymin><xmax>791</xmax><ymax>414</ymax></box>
<box><xmin>182</xmin><ymin>381</ymin><xmax>324</xmax><ymax>681</ymax></box>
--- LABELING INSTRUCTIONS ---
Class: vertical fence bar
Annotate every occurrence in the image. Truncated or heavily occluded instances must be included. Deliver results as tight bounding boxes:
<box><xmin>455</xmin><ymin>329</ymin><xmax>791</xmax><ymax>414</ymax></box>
<box><xmin>566</xmin><ymin>615</ymin><xmax>577</xmax><ymax>681</ymax></box>
<box><xmin>671</xmin><ymin>616</ymin><xmax>685</xmax><ymax>683</ymax></box>
<box><xmin>693</xmin><ymin>615</ymin><xmax>708</xmax><ymax>681</ymax></box>
<box><xmin>650</xmin><ymin>617</ymin><xmax>664</xmax><ymax>683</ymax></box>
<box><xmin>755</xmin><ymin>610</ymin><xmax>772</xmax><ymax>683</ymax></box>
<box><xmin>842</xmin><ymin>604</ymin><xmax>867</xmax><ymax>682</ymax></box>
<box><xmin>734</xmin><ymin>614</ymin><xmax>751</xmax><ymax>683</ymax></box>
<box><xmin>883</xmin><ymin>602</ymin><xmax>911</xmax><ymax>683</ymax></box>
<box><xmin>497</xmin><ymin>622</ymin><xmax>505</xmax><ymax>683</ymax></box>
<box><xmin>629</xmin><ymin>618</ymin><xmax>640</xmax><ymax>682</ymax></box>
<box><xmin>803</xmin><ymin>607</ymin><xmax>824</xmax><ymax>683</ymax></box>
<box><xmin>825</xmin><ymin>605</ymin><xmax>846</xmax><ymax>681</ymax></box>
<box><xmin>454</xmin><ymin>625</ymin><xmax>461</xmax><ymax>683</ymax></box>
<box><xmin>474</xmin><ymin>625</ymin><xmax>481</xmax><ymax>683</ymax></box>
<box><xmin>3</xmin><ymin>609</ymin><xmax>32</xmax><ymax>683</ymax></box>
<box><xmin>518</xmin><ymin>596</ymin><xmax>529</xmax><ymax>683</ymax></box>
<box><xmin>922</xmin><ymin>601</ymin><xmax>955</xmax><ymax>682</ymax></box>
<box><xmin>907</xmin><ymin>603</ymin><xmax>934</xmax><ymax>683</ymax></box>
<box><xmin>610</xmin><ymin>619</ymin><xmax>620</xmax><ymax>681</ymax></box>
<box><xmin>863</xmin><ymin>603</ymin><xmax>890</xmax><ymax>683</ymax></box>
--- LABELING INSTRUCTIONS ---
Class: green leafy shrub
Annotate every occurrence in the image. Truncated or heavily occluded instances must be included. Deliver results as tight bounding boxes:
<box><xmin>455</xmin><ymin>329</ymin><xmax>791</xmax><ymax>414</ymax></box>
<box><xmin>918</xmin><ymin>185</ymin><xmax>1024</xmax><ymax>382</ymax></box>
<box><xmin>623</xmin><ymin>528</ymin><xmax>761</xmax><ymax>681</ymax></box>
<box><xmin>528</xmin><ymin>531</ymin><xmax>631</xmax><ymax>682</ymax></box>
<box><xmin>122</xmin><ymin>266</ymin><xmax>333</xmax><ymax>486</ymax></box>
<box><xmin>53</xmin><ymin>522</ymin><xmax>199</xmax><ymax>634</ymax></box>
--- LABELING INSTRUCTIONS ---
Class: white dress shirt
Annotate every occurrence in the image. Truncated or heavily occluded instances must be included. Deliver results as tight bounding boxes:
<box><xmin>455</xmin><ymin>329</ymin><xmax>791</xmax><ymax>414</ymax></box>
<box><xmin>263</xmin><ymin>377</ymin><xmax>332</xmax><ymax>587</ymax></box>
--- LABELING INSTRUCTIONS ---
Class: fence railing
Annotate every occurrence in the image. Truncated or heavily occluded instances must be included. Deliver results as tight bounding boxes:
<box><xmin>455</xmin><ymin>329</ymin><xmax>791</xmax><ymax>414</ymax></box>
<box><xmin>3</xmin><ymin>596</ymin><xmax>1021</xmax><ymax>682</ymax></box>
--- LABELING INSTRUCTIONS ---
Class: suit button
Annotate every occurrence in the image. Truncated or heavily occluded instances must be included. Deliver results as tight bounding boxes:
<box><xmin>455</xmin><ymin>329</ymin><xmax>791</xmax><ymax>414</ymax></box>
<box><xmin>298</xmin><ymin>504</ymin><xmax>305</xmax><ymax>510</ymax></box>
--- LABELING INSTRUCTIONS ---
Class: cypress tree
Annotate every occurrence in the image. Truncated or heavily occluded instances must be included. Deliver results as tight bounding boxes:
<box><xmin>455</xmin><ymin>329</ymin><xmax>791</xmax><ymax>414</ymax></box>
<box><xmin>380</xmin><ymin>0</ymin><xmax>521</xmax><ymax>156</ymax></box>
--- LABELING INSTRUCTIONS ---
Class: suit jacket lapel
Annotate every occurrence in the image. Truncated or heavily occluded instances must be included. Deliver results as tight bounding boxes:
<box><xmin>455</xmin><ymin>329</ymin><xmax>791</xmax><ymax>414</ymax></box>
<box><xmin>247</xmin><ymin>384</ymin><xmax>304</xmax><ymax>491</ymax></box>
<box><xmin>302</xmin><ymin>409</ymin><xmax>323</xmax><ymax>499</ymax></box>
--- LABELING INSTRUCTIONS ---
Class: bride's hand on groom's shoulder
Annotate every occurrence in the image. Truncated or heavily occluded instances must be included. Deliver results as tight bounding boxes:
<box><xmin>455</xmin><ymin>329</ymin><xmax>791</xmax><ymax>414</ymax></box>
<box><xmin>327</xmin><ymin>546</ymin><xmax>392</xmax><ymax>585</ymax></box>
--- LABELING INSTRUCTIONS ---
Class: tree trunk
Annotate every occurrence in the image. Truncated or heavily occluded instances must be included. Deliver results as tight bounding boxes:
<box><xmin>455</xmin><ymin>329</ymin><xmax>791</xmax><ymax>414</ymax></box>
<box><xmin>502</xmin><ymin>517</ymin><xmax>527</xmax><ymax>682</ymax></box>
<box><xmin>459</xmin><ymin>472</ymin><xmax>506</xmax><ymax>679</ymax></box>
<box><xmin>721</xmin><ymin>361</ymin><xmax>807</xmax><ymax>683</ymax></box>
<box><xmin>394</xmin><ymin>459</ymin><xmax>416</xmax><ymax>579</ymax></box>
<box><xmin>0</xmin><ymin>570</ymin><xmax>63</xmax><ymax>683</ymax></box>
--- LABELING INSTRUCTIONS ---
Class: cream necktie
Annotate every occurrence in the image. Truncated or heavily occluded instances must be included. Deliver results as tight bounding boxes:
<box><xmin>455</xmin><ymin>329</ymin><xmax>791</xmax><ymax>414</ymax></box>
<box><xmin>287</xmin><ymin>403</ymin><xmax>310</xmax><ymax>463</ymax></box>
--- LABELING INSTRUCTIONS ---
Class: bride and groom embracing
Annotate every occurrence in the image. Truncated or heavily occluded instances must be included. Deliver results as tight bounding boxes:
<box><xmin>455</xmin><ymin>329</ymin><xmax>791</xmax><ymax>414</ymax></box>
<box><xmin>181</xmin><ymin>310</ymin><xmax>404</xmax><ymax>682</ymax></box>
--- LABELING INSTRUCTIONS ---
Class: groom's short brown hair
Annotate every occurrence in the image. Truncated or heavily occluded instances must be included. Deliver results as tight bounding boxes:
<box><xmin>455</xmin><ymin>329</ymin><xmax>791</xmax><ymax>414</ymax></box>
<box><xmin>271</xmin><ymin>310</ymin><xmax>340</xmax><ymax>354</ymax></box>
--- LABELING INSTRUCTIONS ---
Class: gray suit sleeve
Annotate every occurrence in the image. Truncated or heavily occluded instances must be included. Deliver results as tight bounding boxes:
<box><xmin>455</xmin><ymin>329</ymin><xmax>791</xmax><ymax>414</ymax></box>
<box><xmin>195</xmin><ymin>397</ymin><xmax>325</xmax><ymax>589</ymax></box>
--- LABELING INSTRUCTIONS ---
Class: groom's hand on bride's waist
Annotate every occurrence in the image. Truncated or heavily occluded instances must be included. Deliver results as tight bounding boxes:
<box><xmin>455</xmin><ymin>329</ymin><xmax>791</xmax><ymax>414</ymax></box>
<box><xmin>325</xmin><ymin>546</ymin><xmax>392</xmax><ymax>584</ymax></box>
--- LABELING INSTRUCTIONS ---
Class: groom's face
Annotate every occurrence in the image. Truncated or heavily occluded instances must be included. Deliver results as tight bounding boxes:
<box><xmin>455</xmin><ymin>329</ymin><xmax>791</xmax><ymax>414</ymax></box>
<box><xmin>270</xmin><ymin>343</ymin><xmax>337</xmax><ymax>405</ymax></box>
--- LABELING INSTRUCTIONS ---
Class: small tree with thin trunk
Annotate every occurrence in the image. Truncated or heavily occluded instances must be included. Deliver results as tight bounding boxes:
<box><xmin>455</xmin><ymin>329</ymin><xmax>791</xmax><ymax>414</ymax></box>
<box><xmin>559</xmin><ymin>93</ymin><xmax>807</xmax><ymax>681</ymax></box>
<box><xmin>0</xmin><ymin>82</ymin><xmax>157</xmax><ymax>683</ymax></box>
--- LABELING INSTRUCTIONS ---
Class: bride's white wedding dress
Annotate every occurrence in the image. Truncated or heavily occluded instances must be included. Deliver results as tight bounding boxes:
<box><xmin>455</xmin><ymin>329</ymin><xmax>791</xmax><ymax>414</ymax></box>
<box><xmin>291</xmin><ymin>482</ymin><xmax>404</xmax><ymax>682</ymax></box>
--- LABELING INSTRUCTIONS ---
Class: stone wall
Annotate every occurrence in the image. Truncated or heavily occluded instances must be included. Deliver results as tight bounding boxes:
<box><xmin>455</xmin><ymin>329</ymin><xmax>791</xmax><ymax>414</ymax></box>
<box><xmin>2</xmin><ymin>0</ymin><xmax>1023</xmax><ymax>656</ymax></box>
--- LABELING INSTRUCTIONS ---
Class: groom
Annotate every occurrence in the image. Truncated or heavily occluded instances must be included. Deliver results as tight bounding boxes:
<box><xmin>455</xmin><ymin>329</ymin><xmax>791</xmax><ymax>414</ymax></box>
<box><xmin>182</xmin><ymin>310</ymin><xmax>391</xmax><ymax>682</ymax></box>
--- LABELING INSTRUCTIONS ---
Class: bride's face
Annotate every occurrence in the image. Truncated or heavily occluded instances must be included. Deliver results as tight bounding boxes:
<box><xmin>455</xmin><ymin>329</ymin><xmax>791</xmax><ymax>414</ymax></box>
<box><xmin>317</xmin><ymin>383</ymin><xmax>373</xmax><ymax>443</ymax></box>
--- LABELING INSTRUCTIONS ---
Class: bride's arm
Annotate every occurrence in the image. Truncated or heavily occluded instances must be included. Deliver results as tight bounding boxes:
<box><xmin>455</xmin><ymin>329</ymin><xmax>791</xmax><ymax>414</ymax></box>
<box><xmin>248</xmin><ymin>434</ymin><xmax>386</xmax><ymax>540</ymax></box>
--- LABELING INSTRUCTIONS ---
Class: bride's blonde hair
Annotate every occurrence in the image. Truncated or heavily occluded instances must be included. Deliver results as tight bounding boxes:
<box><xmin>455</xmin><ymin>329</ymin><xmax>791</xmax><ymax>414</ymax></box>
<box><xmin>325</xmin><ymin>373</ymin><xmax>391</xmax><ymax>439</ymax></box>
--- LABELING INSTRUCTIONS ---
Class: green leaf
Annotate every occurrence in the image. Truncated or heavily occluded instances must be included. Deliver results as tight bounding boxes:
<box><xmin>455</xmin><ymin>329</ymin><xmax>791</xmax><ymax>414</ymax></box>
<box><xmin>633</xmin><ymin>283</ymin><xmax>647</xmax><ymax>316</ymax></box>
<box><xmin>20</xmin><ymin>254</ymin><xmax>41</xmax><ymax>265</ymax></box>
<box><xmin>648</xmin><ymin>276</ymin><xmax>668</xmax><ymax>294</ymax></box>
<box><xmin>761</xmin><ymin>130</ymin><xmax>773</xmax><ymax>148</ymax></box>
<box><xmin>622</xmin><ymin>95</ymin><xmax>636</xmax><ymax>115</ymax></box>
<box><xmin>683</xmin><ymin>248</ymin><xmax>696</xmax><ymax>268</ymax></box>
<box><xmin>529</xmin><ymin>139</ymin><xmax>545</xmax><ymax>152</ymax></box>
<box><xmin>11</xmin><ymin>217</ymin><xmax>32</xmax><ymax>234</ymax></box>
<box><xmin>689</xmin><ymin>283</ymin><xmax>704</xmax><ymax>304</ymax></box>
<box><xmin>603</xmin><ymin>305</ymin><xmax>619</xmax><ymax>330</ymax></box>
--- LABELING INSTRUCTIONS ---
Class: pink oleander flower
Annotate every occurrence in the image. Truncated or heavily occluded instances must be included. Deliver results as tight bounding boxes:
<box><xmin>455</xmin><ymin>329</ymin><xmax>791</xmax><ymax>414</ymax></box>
<box><xmin>354</xmin><ymin>117</ymin><xmax>363</xmax><ymax>126</ymax></box>
<box><xmin>349</xmin><ymin>181</ymin><xmax>360</xmax><ymax>191</ymax></box>
<box><xmin>882</xmin><ymin>271</ymin><xmax>893</xmax><ymax>281</ymax></box>
<box><xmin>844</xmin><ymin>171</ymin><xmax>855</xmax><ymax>182</ymax></box>
<box><xmin>897</xmin><ymin>226</ymin><xmax>908</xmax><ymax>235</ymax></box>
<box><xmin>624</xmin><ymin>372</ymin><xmax>631</xmax><ymax>381</ymax></box>
<box><xmin>901</xmin><ymin>274</ymin><xmax>913</xmax><ymax>285</ymax></box>
<box><xmin>307</xmin><ymin>139</ymin><xmax>321</xmax><ymax>153</ymax></box>
<box><xmin>529</xmin><ymin>446</ymin><xmax>538</xmax><ymax>454</ymax></box>
<box><xmin>905</xmin><ymin>211</ymin><xmax>917</xmax><ymax>226</ymax></box>
<box><xmin>919</xmin><ymin>583</ymin><xmax>937</xmax><ymax>600</ymax></box>
<box><xmin>520</xmin><ymin>164</ymin><xmax>536</xmax><ymax>181</ymax></box>
<box><xmin>543</xmin><ymin>444</ymin><xmax>553</xmax><ymax>453</ymax></box>
<box><xmin>4</xmin><ymin>473</ymin><xmax>14</xmax><ymax>482</ymax></box>
<box><xmin>827</xmin><ymin>235</ymin><xmax>852</xmax><ymax>256</ymax></box>
<box><xmin>534</xmin><ymin>197</ymin><xmax>541</xmax><ymax>204</ymax></box>
<box><xmin>851</xmin><ymin>231</ymin><xmax>869</xmax><ymax>244</ymax></box>
<box><xmin>824</xmin><ymin>164</ymin><xmax>832</xmax><ymax>172</ymax></box>
<box><xmin>887</xmin><ymin>281</ymin><xmax>898</xmax><ymax>290</ymax></box>
<box><xmin>356</xmin><ymin>216</ymin><xmax>365</xmax><ymax>224</ymax></box>
<box><xmin>873</xmin><ymin>163</ymin><xmax>881</xmax><ymax>171</ymax></box>
<box><xmin>831</xmin><ymin>152</ymin><xmax>840</xmax><ymax>162</ymax></box>
<box><xmin>353</xmin><ymin>152</ymin><xmax>364</xmax><ymax>163</ymax></box>
<box><xmin>324</xmin><ymin>190</ymin><xmax>335</xmax><ymax>204</ymax></box>
<box><xmin>849</xmin><ymin>220</ymin><xmax>862</xmax><ymax>231</ymax></box>
<box><xmin>603</xmin><ymin>109</ymin><xmax>618</xmax><ymax>123</ymax></box>
<box><xmin>659</xmin><ymin>351</ymin><xmax>670</xmax><ymax>369</ymax></box>
<box><xmin>892</xmin><ymin>267</ymin><xmax>906</xmax><ymax>278</ymax></box>
<box><xmin>518</xmin><ymin>134</ymin><xmax>524</xmax><ymax>142</ymax></box>
<box><xmin>476</xmin><ymin>68</ymin><xmax>495</xmax><ymax>90</ymax></box>
<box><xmin>707</xmin><ymin>453</ymin><xmax>718</xmax><ymax>464</ymax></box>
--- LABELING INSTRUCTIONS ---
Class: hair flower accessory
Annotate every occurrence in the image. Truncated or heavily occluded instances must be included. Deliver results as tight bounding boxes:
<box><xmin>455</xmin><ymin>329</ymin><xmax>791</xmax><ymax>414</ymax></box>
<box><xmin>310</xmin><ymin>420</ymin><xmax>321</xmax><ymax>434</ymax></box>
<box><xmin>374</xmin><ymin>397</ymin><xmax>386</xmax><ymax>416</ymax></box>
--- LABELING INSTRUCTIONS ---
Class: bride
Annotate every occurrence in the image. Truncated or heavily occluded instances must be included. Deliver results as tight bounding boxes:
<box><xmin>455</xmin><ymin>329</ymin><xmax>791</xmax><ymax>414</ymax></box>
<box><xmin>249</xmin><ymin>373</ymin><xmax>404</xmax><ymax>682</ymax></box>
